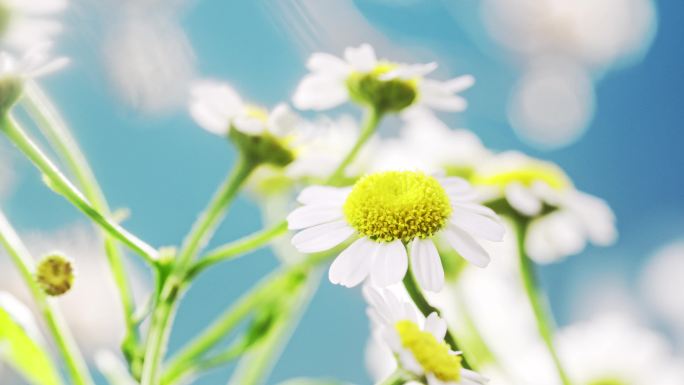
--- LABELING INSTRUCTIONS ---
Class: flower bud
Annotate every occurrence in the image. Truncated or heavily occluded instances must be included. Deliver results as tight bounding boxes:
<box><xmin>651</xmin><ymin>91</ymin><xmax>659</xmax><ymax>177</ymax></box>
<box><xmin>346</xmin><ymin>67</ymin><xmax>417</xmax><ymax>113</ymax></box>
<box><xmin>0</xmin><ymin>75</ymin><xmax>23</xmax><ymax>116</ymax></box>
<box><xmin>36</xmin><ymin>253</ymin><xmax>75</xmax><ymax>296</ymax></box>
<box><xmin>228</xmin><ymin>127</ymin><xmax>295</xmax><ymax>168</ymax></box>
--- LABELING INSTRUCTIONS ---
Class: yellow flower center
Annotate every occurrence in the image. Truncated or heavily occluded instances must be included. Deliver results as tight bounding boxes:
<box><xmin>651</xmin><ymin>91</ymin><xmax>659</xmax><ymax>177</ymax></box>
<box><xmin>245</xmin><ymin>105</ymin><xmax>269</xmax><ymax>123</ymax></box>
<box><xmin>473</xmin><ymin>162</ymin><xmax>571</xmax><ymax>191</ymax></box>
<box><xmin>343</xmin><ymin>171</ymin><xmax>452</xmax><ymax>242</ymax></box>
<box><xmin>395</xmin><ymin>320</ymin><xmax>462</xmax><ymax>382</ymax></box>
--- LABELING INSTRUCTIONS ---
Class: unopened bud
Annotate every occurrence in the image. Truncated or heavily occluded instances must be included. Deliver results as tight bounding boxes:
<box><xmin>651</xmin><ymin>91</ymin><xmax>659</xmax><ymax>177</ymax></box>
<box><xmin>36</xmin><ymin>253</ymin><xmax>75</xmax><ymax>296</ymax></box>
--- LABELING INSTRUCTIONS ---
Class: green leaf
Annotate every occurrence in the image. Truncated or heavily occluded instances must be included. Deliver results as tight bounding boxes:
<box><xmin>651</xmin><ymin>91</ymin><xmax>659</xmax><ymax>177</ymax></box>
<box><xmin>0</xmin><ymin>301</ymin><xmax>65</xmax><ymax>385</ymax></box>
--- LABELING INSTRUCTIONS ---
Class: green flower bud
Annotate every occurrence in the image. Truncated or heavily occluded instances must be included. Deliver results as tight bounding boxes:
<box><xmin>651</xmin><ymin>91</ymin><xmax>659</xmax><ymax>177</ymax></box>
<box><xmin>228</xmin><ymin>127</ymin><xmax>295</xmax><ymax>168</ymax></box>
<box><xmin>36</xmin><ymin>253</ymin><xmax>74</xmax><ymax>296</ymax></box>
<box><xmin>346</xmin><ymin>64</ymin><xmax>417</xmax><ymax>113</ymax></box>
<box><xmin>0</xmin><ymin>75</ymin><xmax>23</xmax><ymax>116</ymax></box>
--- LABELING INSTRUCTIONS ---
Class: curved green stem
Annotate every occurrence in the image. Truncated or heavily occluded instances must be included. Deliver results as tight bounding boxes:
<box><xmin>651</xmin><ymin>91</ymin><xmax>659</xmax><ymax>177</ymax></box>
<box><xmin>375</xmin><ymin>369</ymin><xmax>409</xmax><ymax>385</ymax></box>
<box><xmin>0</xmin><ymin>210</ymin><xmax>95</xmax><ymax>385</ymax></box>
<box><xmin>163</xmin><ymin>268</ymin><xmax>299</xmax><ymax>381</ymax></box>
<box><xmin>514</xmin><ymin>219</ymin><xmax>572</xmax><ymax>385</ymax></box>
<box><xmin>163</xmin><ymin>339</ymin><xmax>247</xmax><ymax>385</ymax></box>
<box><xmin>141</xmin><ymin>155</ymin><xmax>257</xmax><ymax>385</ymax></box>
<box><xmin>176</xmin><ymin>154</ymin><xmax>258</xmax><ymax>269</ymax></box>
<box><xmin>227</xmin><ymin>271</ymin><xmax>321</xmax><ymax>385</ymax></box>
<box><xmin>325</xmin><ymin>107</ymin><xmax>381</xmax><ymax>185</ymax></box>
<box><xmin>0</xmin><ymin>115</ymin><xmax>158</xmax><ymax>264</ymax></box>
<box><xmin>402</xmin><ymin>265</ymin><xmax>472</xmax><ymax>370</ymax></box>
<box><xmin>22</xmin><ymin>81</ymin><xmax>140</xmax><ymax>357</ymax></box>
<box><xmin>189</xmin><ymin>221</ymin><xmax>288</xmax><ymax>279</ymax></box>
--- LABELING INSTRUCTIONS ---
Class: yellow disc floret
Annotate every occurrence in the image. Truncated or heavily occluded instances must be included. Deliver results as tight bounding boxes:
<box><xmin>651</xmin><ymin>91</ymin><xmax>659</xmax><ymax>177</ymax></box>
<box><xmin>343</xmin><ymin>171</ymin><xmax>452</xmax><ymax>242</ymax></box>
<box><xmin>473</xmin><ymin>160</ymin><xmax>571</xmax><ymax>191</ymax></box>
<box><xmin>395</xmin><ymin>320</ymin><xmax>462</xmax><ymax>382</ymax></box>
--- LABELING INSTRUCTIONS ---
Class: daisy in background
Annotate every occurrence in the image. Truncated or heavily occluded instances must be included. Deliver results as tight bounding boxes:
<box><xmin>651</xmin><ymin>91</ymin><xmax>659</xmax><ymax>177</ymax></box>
<box><xmin>0</xmin><ymin>0</ymin><xmax>67</xmax><ymax>50</ymax></box>
<box><xmin>363</xmin><ymin>286</ymin><xmax>488</xmax><ymax>385</ymax></box>
<box><xmin>287</xmin><ymin>170</ymin><xmax>504</xmax><ymax>292</ymax></box>
<box><xmin>555</xmin><ymin>314</ymin><xmax>684</xmax><ymax>385</ymax></box>
<box><xmin>472</xmin><ymin>151</ymin><xmax>616</xmax><ymax>263</ymax></box>
<box><xmin>370</xmin><ymin>110</ymin><xmax>490</xmax><ymax>176</ymax></box>
<box><xmin>190</xmin><ymin>79</ymin><xmax>300</xmax><ymax>138</ymax></box>
<box><xmin>292</xmin><ymin>43</ymin><xmax>474</xmax><ymax>115</ymax></box>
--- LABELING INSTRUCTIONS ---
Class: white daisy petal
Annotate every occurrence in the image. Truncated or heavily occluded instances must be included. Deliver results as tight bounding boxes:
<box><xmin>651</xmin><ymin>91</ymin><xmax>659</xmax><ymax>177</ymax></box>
<box><xmin>424</xmin><ymin>312</ymin><xmax>447</xmax><ymax>341</ymax></box>
<box><xmin>371</xmin><ymin>240</ymin><xmax>408</xmax><ymax>287</ymax></box>
<box><xmin>328</xmin><ymin>237</ymin><xmax>377</xmax><ymax>287</ymax></box>
<box><xmin>268</xmin><ymin>103</ymin><xmax>300</xmax><ymax>137</ymax></box>
<box><xmin>344</xmin><ymin>43</ymin><xmax>377</xmax><ymax>72</ymax></box>
<box><xmin>442</xmin><ymin>225</ymin><xmax>491</xmax><ymax>268</ymax></box>
<box><xmin>444</xmin><ymin>75</ymin><xmax>475</xmax><ymax>93</ymax></box>
<box><xmin>292</xmin><ymin>73</ymin><xmax>348</xmax><ymax>110</ymax></box>
<box><xmin>410</xmin><ymin>238</ymin><xmax>445</xmax><ymax>292</ymax></box>
<box><xmin>450</xmin><ymin>207</ymin><xmax>505</xmax><ymax>242</ymax></box>
<box><xmin>233</xmin><ymin>116</ymin><xmax>265</xmax><ymax>135</ymax></box>
<box><xmin>307</xmin><ymin>52</ymin><xmax>349</xmax><ymax>75</ymax></box>
<box><xmin>291</xmin><ymin>220</ymin><xmax>354</xmax><ymax>253</ymax></box>
<box><xmin>296</xmin><ymin>186</ymin><xmax>350</xmax><ymax>205</ymax></box>
<box><xmin>505</xmin><ymin>182</ymin><xmax>542</xmax><ymax>216</ymax></box>
<box><xmin>287</xmin><ymin>204</ymin><xmax>344</xmax><ymax>230</ymax></box>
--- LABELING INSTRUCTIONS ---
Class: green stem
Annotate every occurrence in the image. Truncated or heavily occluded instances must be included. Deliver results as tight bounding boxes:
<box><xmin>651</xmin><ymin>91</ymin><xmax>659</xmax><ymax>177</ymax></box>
<box><xmin>163</xmin><ymin>339</ymin><xmax>247</xmax><ymax>385</ymax></box>
<box><xmin>0</xmin><ymin>115</ymin><xmax>158</xmax><ymax>264</ymax></box>
<box><xmin>375</xmin><ymin>369</ymin><xmax>409</xmax><ymax>385</ymax></box>
<box><xmin>325</xmin><ymin>107</ymin><xmax>381</xmax><ymax>185</ymax></box>
<box><xmin>0</xmin><ymin>210</ymin><xmax>95</xmax><ymax>385</ymax></box>
<box><xmin>189</xmin><ymin>221</ymin><xmax>288</xmax><ymax>279</ymax></box>
<box><xmin>22</xmin><ymin>82</ymin><xmax>140</xmax><ymax>355</ymax></box>
<box><xmin>402</xmin><ymin>266</ymin><xmax>472</xmax><ymax>370</ymax></box>
<box><xmin>163</xmin><ymin>268</ymin><xmax>298</xmax><ymax>381</ymax></box>
<box><xmin>227</xmin><ymin>271</ymin><xmax>321</xmax><ymax>385</ymax></box>
<box><xmin>141</xmin><ymin>155</ymin><xmax>257</xmax><ymax>385</ymax></box>
<box><xmin>514</xmin><ymin>219</ymin><xmax>572</xmax><ymax>385</ymax></box>
<box><xmin>176</xmin><ymin>154</ymin><xmax>257</xmax><ymax>269</ymax></box>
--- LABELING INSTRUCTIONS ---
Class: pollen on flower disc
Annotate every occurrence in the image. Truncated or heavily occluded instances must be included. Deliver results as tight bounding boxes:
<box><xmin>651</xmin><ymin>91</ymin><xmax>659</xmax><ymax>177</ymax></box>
<box><xmin>395</xmin><ymin>320</ymin><xmax>462</xmax><ymax>381</ymax></box>
<box><xmin>343</xmin><ymin>171</ymin><xmax>452</xmax><ymax>242</ymax></box>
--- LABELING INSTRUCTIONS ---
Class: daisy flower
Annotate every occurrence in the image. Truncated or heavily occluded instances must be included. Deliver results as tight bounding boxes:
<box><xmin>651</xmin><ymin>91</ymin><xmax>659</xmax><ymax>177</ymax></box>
<box><xmin>556</xmin><ymin>314</ymin><xmax>684</xmax><ymax>385</ymax></box>
<box><xmin>189</xmin><ymin>79</ymin><xmax>302</xmax><ymax>167</ymax></box>
<box><xmin>292</xmin><ymin>43</ymin><xmax>474</xmax><ymax>115</ymax></box>
<box><xmin>370</xmin><ymin>110</ymin><xmax>490</xmax><ymax>176</ymax></box>
<box><xmin>472</xmin><ymin>151</ymin><xmax>616</xmax><ymax>263</ymax></box>
<box><xmin>0</xmin><ymin>0</ymin><xmax>68</xmax><ymax>50</ymax></box>
<box><xmin>189</xmin><ymin>79</ymin><xmax>300</xmax><ymax>137</ymax></box>
<box><xmin>363</xmin><ymin>286</ymin><xmax>488</xmax><ymax>385</ymax></box>
<box><xmin>287</xmin><ymin>170</ymin><xmax>504</xmax><ymax>292</ymax></box>
<box><xmin>0</xmin><ymin>44</ymin><xmax>68</xmax><ymax>112</ymax></box>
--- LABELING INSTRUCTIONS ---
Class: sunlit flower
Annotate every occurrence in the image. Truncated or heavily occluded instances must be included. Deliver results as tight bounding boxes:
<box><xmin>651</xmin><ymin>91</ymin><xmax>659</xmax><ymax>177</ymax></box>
<box><xmin>288</xmin><ymin>171</ymin><xmax>504</xmax><ymax>292</ymax></box>
<box><xmin>472</xmin><ymin>151</ymin><xmax>616</xmax><ymax>263</ymax></box>
<box><xmin>292</xmin><ymin>43</ymin><xmax>474</xmax><ymax>114</ymax></box>
<box><xmin>364</xmin><ymin>286</ymin><xmax>488</xmax><ymax>385</ymax></box>
<box><xmin>0</xmin><ymin>0</ymin><xmax>67</xmax><ymax>50</ymax></box>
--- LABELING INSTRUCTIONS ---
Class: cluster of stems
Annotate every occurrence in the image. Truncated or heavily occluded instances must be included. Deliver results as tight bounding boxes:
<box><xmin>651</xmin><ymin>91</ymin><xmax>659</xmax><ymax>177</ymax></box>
<box><xmin>0</xmin><ymin>82</ymin><xmax>572</xmax><ymax>385</ymax></box>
